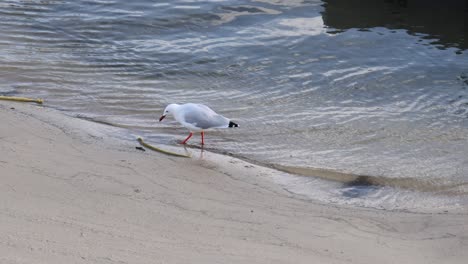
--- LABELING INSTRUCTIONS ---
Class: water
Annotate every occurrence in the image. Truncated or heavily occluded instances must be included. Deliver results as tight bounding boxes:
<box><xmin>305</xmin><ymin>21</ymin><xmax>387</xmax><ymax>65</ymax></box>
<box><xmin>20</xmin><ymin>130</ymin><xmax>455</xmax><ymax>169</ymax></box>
<box><xmin>1</xmin><ymin>0</ymin><xmax>468</xmax><ymax>211</ymax></box>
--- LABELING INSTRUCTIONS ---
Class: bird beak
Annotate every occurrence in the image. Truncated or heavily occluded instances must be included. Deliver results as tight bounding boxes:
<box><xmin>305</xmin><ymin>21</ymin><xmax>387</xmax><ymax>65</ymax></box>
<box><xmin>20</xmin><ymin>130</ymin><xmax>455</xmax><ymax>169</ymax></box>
<box><xmin>159</xmin><ymin>115</ymin><xmax>166</xmax><ymax>122</ymax></box>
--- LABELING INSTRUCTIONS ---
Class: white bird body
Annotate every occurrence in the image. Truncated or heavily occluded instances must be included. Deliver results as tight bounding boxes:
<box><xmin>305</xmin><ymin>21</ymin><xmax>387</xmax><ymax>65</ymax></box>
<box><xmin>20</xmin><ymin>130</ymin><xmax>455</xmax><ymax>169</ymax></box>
<box><xmin>159</xmin><ymin>103</ymin><xmax>238</xmax><ymax>145</ymax></box>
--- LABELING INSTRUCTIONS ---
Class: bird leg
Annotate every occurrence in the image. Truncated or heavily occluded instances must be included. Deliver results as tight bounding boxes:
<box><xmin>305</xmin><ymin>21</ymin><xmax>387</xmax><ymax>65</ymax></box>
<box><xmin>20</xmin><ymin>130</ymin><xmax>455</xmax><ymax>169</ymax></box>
<box><xmin>181</xmin><ymin>132</ymin><xmax>193</xmax><ymax>144</ymax></box>
<box><xmin>201</xmin><ymin>131</ymin><xmax>205</xmax><ymax>145</ymax></box>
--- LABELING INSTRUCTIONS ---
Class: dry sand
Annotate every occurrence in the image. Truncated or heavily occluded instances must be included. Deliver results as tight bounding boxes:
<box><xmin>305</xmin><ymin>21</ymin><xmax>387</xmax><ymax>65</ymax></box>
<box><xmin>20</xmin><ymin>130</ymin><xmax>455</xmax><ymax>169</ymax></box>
<box><xmin>0</xmin><ymin>101</ymin><xmax>467</xmax><ymax>264</ymax></box>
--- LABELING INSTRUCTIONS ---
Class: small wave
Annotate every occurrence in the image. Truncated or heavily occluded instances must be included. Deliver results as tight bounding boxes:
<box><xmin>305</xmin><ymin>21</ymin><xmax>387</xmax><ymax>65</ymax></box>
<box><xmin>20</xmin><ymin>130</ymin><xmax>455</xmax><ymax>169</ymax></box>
<box><xmin>273</xmin><ymin>164</ymin><xmax>468</xmax><ymax>195</ymax></box>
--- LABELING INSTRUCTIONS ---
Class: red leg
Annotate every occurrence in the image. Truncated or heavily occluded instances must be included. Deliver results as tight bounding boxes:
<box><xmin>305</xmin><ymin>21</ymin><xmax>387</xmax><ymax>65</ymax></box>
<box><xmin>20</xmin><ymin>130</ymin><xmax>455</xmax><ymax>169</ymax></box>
<box><xmin>201</xmin><ymin>131</ymin><xmax>205</xmax><ymax>145</ymax></box>
<box><xmin>181</xmin><ymin>132</ymin><xmax>193</xmax><ymax>144</ymax></box>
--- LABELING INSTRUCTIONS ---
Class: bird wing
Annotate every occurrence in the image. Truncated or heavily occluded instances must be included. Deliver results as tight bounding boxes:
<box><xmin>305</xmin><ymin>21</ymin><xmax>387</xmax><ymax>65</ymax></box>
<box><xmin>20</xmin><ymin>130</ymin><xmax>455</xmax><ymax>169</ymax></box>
<box><xmin>182</xmin><ymin>104</ymin><xmax>229</xmax><ymax>129</ymax></box>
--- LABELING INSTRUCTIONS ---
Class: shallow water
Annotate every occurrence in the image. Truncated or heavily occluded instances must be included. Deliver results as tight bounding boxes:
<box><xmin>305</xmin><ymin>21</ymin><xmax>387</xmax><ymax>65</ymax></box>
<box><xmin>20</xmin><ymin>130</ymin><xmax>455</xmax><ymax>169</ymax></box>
<box><xmin>1</xmin><ymin>0</ymin><xmax>468</xmax><ymax>211</ymax></box>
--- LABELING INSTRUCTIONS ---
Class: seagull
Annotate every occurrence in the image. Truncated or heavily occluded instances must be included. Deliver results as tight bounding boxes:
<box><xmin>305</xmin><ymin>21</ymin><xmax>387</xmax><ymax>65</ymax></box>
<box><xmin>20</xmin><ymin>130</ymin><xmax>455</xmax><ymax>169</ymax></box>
<box><xmin>159</xmin><ymin>103</ymin><xmax>238</xmax><ymax>145</ymax></box>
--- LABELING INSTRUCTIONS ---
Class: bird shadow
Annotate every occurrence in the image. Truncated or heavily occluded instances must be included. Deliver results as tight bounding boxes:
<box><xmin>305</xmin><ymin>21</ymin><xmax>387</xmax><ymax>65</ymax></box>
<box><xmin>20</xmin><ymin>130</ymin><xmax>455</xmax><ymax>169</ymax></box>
<box><xmin>180</xmin><ymin>143</ymin><xmax>205</xmax><ymax>159</ymax></box>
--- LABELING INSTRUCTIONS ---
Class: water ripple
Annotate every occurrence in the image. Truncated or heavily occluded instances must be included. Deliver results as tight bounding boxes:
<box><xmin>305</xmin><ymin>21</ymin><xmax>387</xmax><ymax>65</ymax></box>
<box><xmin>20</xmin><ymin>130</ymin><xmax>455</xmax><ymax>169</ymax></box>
<box><xmin>1</xmin><ymin>0</ymin><xmax>468</xmax><ymax>211</ymax></box>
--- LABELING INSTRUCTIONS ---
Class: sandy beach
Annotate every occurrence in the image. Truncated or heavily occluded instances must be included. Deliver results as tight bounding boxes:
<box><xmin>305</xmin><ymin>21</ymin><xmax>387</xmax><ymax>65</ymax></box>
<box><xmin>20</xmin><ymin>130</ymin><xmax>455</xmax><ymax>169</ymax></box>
<box><xmin>0</xmin><ymin>101</ymin><xmax>467</xmax><ymax>264</ymax></box>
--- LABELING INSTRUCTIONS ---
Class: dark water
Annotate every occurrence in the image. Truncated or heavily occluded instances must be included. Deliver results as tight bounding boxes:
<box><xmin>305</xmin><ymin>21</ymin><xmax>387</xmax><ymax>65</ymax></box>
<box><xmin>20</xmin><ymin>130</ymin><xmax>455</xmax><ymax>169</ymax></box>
<box><xmin>1</xmin><ymin>0</ymin><xmax>468</xmax><ymax>211</ymax></box>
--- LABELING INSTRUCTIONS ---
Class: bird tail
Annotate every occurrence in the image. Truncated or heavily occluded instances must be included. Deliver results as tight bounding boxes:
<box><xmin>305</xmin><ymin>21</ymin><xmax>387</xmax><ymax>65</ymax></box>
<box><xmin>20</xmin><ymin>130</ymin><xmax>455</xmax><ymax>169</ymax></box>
<box><xmin>228</xmin><ymin>121</ymin><xmax>238</xmax><ymax>128</ymax></box>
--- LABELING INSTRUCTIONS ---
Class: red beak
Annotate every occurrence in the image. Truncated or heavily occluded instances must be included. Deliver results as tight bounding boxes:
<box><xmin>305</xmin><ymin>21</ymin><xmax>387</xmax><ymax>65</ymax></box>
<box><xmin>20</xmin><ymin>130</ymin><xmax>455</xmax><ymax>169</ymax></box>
<box><xmin>159</xmin><ymin>115</ymin><xmax>166</xmax><ymax>122</ymax></box>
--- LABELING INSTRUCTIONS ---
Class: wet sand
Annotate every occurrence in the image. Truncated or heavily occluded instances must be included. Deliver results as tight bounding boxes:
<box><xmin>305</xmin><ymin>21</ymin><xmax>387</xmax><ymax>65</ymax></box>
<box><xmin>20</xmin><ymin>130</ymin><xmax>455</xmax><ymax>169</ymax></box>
<box><xmin>0</xmin><ymin>101</ymin><xmax>467</xmax><ymax>264</ymax></box>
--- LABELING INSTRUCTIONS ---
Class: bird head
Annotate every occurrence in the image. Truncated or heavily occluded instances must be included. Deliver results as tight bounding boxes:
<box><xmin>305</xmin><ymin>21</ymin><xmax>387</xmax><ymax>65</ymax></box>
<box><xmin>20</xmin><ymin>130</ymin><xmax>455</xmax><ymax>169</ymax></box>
<box><xmin>159</xmin><ymin>103</ymin><xmax>178</xmax><ymax>122</ymax></box>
